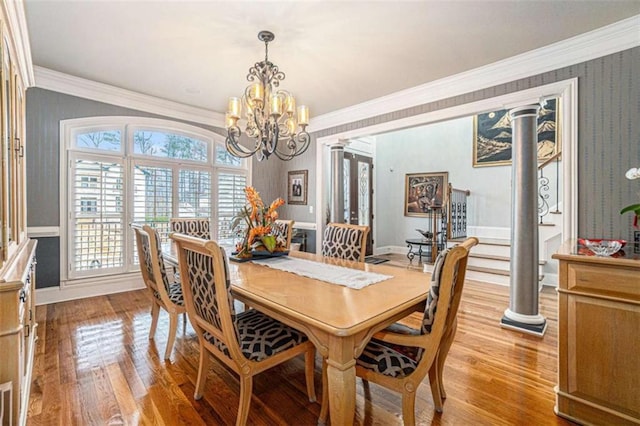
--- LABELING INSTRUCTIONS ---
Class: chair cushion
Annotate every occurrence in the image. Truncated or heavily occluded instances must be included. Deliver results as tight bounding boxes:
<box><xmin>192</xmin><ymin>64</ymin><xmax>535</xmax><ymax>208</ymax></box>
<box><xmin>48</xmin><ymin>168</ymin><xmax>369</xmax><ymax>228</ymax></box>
<box><xmin>357</xmin><ymin>340</ymin><xmax>418</xmax><ymax>378</ymax></box>
<box><xmin>154</xmin><ymin>281</ymin><xmax>184</xmax><ymax>306</ymax></box>
<box><xmin>203</xmin><ymin>309</ymin><xmax>308</xmax><ymax>362</ymax></box>
<box><xmin>376</xmin><ymin>322</ymin><xmax>421</xmax><ymax>361</ymax></box>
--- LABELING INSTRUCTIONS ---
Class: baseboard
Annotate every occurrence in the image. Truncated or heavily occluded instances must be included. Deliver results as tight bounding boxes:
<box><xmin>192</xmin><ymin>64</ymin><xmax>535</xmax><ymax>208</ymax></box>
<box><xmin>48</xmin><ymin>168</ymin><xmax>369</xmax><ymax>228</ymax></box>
<box><xmin>36</xmin><ymin>273</ymin><xmax>145</xmax><ymax>305</ymax></box>
<box><xmin>541</xmin><ymin>273</ymin><xmax>558</xmax><ymax>287</ymax></box>
<box><xmin>374</xmin><ymin>245</ymin><xmax>407</xmax><ymax>255</ymax></box>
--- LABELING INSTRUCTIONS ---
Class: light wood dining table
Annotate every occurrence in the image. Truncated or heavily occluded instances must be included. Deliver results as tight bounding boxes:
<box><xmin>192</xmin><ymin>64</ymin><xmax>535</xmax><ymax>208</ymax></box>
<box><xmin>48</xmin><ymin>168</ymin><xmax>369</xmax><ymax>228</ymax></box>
<box><xmin>164</xmin><ymin>246</ymin><xmax>429</xmax><ymax>425</ymax></box>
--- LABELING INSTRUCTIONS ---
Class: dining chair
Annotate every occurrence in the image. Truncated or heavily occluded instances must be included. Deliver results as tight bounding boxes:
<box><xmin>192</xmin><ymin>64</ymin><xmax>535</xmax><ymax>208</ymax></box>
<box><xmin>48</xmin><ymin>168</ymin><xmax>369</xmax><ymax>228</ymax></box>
<box><xmin>170</xmin><ymin>233</ymin><xmax>318</xmax><ymax>426</ymax></box>
<box><xmin>133</xmin><ymin>224</ymin><xmax>187</xmax><ymax>360</ymax></box>
<box><xmin>321</xmin><ymin>222</ymin><xmax>370</xmax><ymax>262</ymax></box>
<box><xmin>272</xmin><ymin>219</ymin><xmax>295</xmax><ymax>249</ymax></box>
<box><xmin>169</xmin><ymin>217</ymin><xmax>211</xmax><ymax>239</ymax></box>
<box><xmin>319</xmin><ymin>237</ymin><xmax>478</xmax><ymax>425</ymax></box>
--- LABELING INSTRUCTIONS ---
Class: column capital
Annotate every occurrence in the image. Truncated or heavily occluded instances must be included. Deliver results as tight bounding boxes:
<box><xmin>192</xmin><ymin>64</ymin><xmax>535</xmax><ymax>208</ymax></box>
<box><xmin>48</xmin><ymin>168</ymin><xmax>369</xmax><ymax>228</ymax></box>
<box><xmin>323</xmin><ymin>138</ymin><xmax>351</xmax><ymax>149</ymax></box>
<box><xmin>509</xmin><ymin>104</ymin><xmax>540</xmax><ymax>120</ymax></box>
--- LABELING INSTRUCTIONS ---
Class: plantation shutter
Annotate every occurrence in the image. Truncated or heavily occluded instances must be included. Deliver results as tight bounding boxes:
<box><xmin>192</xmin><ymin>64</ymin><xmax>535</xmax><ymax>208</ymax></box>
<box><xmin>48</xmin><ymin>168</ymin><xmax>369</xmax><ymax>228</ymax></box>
<box><xmin>69</xmin><ymin>156</ymin><xmax>125</xmax><ymax>277</ymax></box>
<box><xmin>217</xmin><ymin>172</ymin><xmax>247</xmax><ymax>245</ymax></box>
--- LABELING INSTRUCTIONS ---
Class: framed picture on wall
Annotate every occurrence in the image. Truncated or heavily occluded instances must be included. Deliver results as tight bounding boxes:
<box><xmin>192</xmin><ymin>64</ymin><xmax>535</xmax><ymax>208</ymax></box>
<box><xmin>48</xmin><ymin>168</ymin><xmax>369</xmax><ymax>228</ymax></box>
<box><xmin>288</xmin><ymin>170</ymin><xmax>308</xmax><ymax>205</ymax></box>
<box><xmin>473</xmin><ymin>97</ymin><xmax>560</xmax><ymax>167</ymax></box>
<box><xmin>404</xmin><ymin>172</ymin><xmax>448</xmax><ymax>217</ymax></box>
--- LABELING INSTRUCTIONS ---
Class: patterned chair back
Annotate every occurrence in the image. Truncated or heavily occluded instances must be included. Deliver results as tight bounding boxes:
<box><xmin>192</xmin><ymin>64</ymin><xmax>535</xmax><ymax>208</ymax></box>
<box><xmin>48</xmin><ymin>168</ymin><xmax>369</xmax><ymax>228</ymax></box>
<box><xmin>272</xmin><ymin>219</ymin><xmax>295</xmax><ymax>249</ymax></box>
<box><xmin>321</xmin><ymin>223</ymin><xmax>370</xmax><ymax>262</ymax></box>
<box><xmin>133</xmin><ymin>224</ymin><xmax>171</xmax><ymax>295</ymax></box>
<box><xmin>171</xmin><ymin>233</ymin><xmax>238</xmax><ymax>343</ymax></box>
<box><xmin>170</xmin><ymin>217</ymin><xmax>211</xmax><ymax>239</ymax></box>
<box><xmin>417</xmin><ymin>237</ymin><xmax>477</xmax><ymax>357</ymax></box>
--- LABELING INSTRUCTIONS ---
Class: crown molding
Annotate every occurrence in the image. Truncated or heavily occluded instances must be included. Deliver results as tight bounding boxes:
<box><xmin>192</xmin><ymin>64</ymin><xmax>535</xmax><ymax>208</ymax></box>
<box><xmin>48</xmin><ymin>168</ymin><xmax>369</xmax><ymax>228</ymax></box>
<box><xmin>310</xmin><ymin>14</ymin><xmax>640</xmax><ymax>132</ymax></box>
<box><xmin>1</xmin><ymin>0</ymin><xmax>35</xmax><ymax>86</ymax></box>
<box><xmin>34</xmin><ymin>66</ymin><xmax>226</xmax><ymax>127</ymax></box>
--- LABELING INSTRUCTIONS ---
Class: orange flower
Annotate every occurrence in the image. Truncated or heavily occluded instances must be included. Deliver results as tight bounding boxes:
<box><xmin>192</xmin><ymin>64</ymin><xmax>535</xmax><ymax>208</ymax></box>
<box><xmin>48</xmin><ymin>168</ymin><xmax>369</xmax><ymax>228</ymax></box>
<box><xmin>248</xmin><ymin>225</ymin><xmax>271</xmax><ymax>246</ymax></box>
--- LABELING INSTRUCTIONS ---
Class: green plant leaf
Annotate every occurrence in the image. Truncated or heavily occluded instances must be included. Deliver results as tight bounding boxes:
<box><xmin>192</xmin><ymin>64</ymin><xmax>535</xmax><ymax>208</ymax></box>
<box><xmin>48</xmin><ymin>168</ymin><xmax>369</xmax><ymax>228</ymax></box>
<box><xmin>261</xmin><ymin>235</ymin><xmax>277</xmax><ymax>252</ymax></box>
<box><xmin>620</xmin><ymin>204</ymin><xmax>640</xmax><ymax>215</ymax></box>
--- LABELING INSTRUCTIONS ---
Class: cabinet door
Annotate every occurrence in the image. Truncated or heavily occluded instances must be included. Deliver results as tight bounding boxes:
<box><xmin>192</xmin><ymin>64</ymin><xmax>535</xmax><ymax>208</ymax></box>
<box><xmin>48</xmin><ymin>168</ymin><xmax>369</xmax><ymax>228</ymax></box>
<box><xmin>13</xmin><ymin>70</ymin><xmax>25</xmax><ymax>244</ymax></box>
<box><xmin>0</xmin><ymin>34</ymin><xmax>9</xmax><ymax>262</ymax></box>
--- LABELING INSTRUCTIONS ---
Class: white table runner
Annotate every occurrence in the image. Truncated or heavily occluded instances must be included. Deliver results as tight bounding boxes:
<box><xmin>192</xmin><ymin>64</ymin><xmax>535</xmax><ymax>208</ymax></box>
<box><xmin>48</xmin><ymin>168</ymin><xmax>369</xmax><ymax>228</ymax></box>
<box><xmin>252</xmin><ymin>256</ymin><xmax>392</xmax><ymax>289</ymax></box>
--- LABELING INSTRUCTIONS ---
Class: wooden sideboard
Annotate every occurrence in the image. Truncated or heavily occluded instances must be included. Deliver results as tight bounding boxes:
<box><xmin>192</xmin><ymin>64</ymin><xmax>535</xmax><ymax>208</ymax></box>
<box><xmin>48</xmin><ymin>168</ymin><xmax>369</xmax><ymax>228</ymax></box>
<box><xmin>553</xmin><ymin>241</ymin><xmax>640</xmax><ymax>425</ymax></box>
<box><xmin>0</xmin><ymin>4</ymin><xmax>36</xmax><ymax>424</ymax></box>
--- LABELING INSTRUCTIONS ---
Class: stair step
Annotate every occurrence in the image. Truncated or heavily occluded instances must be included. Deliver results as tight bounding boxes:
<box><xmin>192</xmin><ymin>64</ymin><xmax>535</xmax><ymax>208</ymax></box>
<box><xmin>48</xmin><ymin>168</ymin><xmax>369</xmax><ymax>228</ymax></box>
<box><xmin>477</xmin><ymin>237</ymin><xmax>510</xmax><ymax>246</ymax></box>
<box><xmin>468</xmin><ymin>265</ymin><xmax>510</xmax><ymax>276</ymax></box>
<box><xmin>470</xmin><ymin>253</ymin><xmax>510</xmax><ymax>262</ymax></box>
<box><xmin>469</xmin><ymin>252</ymin><xmax>547</xmax><ymax>266</ymax></box>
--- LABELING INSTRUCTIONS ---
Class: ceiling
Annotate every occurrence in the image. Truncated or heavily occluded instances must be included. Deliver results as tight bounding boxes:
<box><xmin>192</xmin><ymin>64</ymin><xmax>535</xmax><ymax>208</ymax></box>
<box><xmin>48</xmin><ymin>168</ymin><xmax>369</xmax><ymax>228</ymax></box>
<box><xmin>24</xmin><ymin>1</ymin><xmax>640</xmax><ymax>117</ymax></box>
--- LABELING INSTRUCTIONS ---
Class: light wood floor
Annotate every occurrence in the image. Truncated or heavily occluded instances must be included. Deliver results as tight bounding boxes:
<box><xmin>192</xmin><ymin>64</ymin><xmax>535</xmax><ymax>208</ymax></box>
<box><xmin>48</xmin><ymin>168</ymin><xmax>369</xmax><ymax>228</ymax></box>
<box><xmin>27</xmin><ymin>264</ymin><xmax>576</xmax><ymax>425</ymax></box>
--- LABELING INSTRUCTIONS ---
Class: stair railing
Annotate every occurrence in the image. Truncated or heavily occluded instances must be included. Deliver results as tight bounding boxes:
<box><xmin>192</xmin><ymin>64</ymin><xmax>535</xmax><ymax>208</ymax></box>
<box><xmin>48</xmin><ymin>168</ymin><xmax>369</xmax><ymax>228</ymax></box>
<box><xmin>538</xmin><ymin>151</ymin><xmax>562</xmax><ymax>224</ymax></box>
<box><xmin>447</xmin><ymin>183</ymin><xmax>470</xmax><ymax>240</ymax></box>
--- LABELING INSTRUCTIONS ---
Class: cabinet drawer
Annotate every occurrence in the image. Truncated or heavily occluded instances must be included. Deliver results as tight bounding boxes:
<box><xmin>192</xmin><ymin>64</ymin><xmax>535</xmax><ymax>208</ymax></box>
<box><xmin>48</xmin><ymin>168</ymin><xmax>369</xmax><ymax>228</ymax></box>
<box><xmin>567</xmin><ymin>262</ymin><xmax>640</xmax><ymax>300</ymax></box>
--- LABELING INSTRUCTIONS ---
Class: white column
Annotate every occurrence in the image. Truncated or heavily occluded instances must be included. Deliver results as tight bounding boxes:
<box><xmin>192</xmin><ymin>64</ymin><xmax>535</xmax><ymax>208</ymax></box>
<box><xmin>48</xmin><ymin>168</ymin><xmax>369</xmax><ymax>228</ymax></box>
<box><xmin>501</xmin><ymin>104</ymin><xmax>547</xmax><ymax>336</ymax></box>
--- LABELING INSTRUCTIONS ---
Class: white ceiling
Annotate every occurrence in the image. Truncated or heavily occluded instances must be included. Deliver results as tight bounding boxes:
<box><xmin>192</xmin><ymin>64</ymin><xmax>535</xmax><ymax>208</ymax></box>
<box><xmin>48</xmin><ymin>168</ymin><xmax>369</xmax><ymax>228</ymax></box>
<box><xmin>24</xmin><ymin>1</ymin><xmax>640</xmax><ymax>117</ymax></box>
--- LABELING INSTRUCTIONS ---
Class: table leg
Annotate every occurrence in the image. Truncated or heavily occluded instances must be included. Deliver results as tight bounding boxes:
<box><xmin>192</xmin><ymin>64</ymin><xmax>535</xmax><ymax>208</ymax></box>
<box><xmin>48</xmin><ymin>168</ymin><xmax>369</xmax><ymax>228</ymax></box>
<box><xmin>326</xmin><ymin>335</ymin><xmax>357</xmax><ymax>425</ymax></box>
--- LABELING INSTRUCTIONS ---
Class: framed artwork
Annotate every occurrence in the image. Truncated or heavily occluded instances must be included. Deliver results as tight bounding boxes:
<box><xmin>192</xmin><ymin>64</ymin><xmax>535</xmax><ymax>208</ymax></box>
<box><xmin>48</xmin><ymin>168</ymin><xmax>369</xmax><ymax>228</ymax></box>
<box><xmin>287</xmin><ymin>170</ymin><xmax>308</xmax><ymax>205</ymax></box>
<box><xmin>473</xmin><ymin>97</ymin><xmax>559</xmax><ymax>167</ymax></box>
<box><xmin>404</xmin><ymin>172</ymin><xmax>448</xmax><ymax>217</ymax></box>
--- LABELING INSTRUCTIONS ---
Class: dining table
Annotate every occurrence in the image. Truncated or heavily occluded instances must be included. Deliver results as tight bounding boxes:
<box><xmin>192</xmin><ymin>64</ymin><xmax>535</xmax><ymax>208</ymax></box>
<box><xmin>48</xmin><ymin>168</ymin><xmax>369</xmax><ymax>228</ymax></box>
<box><xmin>163</xmin><ymin>245</ymin><xmax>429</xmax><ymax>425</ymax></box>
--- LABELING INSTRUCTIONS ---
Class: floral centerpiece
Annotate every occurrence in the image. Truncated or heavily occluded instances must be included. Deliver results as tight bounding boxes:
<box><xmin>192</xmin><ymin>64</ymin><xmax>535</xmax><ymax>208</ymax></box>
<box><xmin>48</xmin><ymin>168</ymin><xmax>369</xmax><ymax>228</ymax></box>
<box><xmin>620</xmin><ymin>167</ymin><xmax>640</xmax><ymax>228</ymax></box>
<box><xmin>231</xmin><ymin>186</ymin><xmax>286</xmax><ymax>258</ymax></box>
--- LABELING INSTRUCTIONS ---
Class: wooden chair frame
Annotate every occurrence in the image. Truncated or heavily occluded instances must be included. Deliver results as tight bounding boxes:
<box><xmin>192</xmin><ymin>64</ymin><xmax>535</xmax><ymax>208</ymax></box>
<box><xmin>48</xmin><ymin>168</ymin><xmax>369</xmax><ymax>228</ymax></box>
<box><xmin>322</xmin><ymin>222</ymin><xmax>370</xmax><ymax>262</ymax></box>
<box><xmin>133</xmin><ymin>224</ymin><xmax>186</xmax><ymax>360</ymax></box>
<box><xmin>170</xmin><ymin>233</ymin><xmax>317</xmax><ymax>426</ymax></box>
<box><xmin>319</xmin><ymin>237</ymin><xmax>478</xmax><ymax>425</ymax></box>
<box><xmin>273</xmin><ymin>219</ymin><xmax>295</xmax><ymax>249</ymax></box>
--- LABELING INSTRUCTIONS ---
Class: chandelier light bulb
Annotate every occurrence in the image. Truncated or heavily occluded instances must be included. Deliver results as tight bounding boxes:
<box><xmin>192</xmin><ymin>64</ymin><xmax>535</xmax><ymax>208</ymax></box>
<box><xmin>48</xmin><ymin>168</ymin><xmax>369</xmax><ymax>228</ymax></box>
<box><xmin>225</xmin><ymin>30</ymin><xmax>311</xmax><ymax>161</ymax></box>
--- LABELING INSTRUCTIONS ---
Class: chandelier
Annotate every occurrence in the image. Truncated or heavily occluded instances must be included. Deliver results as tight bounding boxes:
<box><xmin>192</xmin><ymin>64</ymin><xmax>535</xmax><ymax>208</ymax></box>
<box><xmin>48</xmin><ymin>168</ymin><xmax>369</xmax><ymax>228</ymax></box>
<box><xmin>225</xmin><ymin>30</ymin><xmax>310</xmax><ymax>161</ymax></box>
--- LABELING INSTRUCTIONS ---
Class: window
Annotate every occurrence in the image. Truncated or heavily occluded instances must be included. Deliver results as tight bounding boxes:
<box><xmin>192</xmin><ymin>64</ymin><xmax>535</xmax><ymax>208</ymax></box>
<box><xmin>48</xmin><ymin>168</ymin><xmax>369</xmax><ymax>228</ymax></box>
<box><xmin>74</xmin><ymin>129</ymin><xmax>122</xmax><ymax>152</ymax></box>
<box><xmin>61</xmin><ymin>117</ymin><xmax>249</xmax><ymax>281</ymax></box>
<box><xmin>70</xmin><ymin>155</ymin><xmax>125</xmax><ymax>274</ymax></box>
<box><xmin>217</xmin><ymin>172</ymin><xmax>247</xmax><ymax>246</ymax></box>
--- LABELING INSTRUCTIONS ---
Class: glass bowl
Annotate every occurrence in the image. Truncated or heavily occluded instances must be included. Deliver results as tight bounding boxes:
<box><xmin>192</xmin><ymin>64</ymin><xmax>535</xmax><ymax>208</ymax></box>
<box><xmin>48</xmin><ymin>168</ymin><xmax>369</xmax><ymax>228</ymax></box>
<box><xmin>582</xmin><ymin>239</ymin><xmax>624</xmax><ymax>256</ymax></box>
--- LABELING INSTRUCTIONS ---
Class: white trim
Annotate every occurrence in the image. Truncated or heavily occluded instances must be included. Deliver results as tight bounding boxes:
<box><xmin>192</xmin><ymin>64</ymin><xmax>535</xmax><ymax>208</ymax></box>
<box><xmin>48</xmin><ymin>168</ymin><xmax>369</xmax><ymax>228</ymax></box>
<box><xmin>503</xmin><ymin>309</ymin><xmax>546</xmax><ymax>325</ymax></box>
<box><xmin>292</xmin><ymin>221</ymin><xmax>317</xmax><ymax>230</ymax></box>
<box><xmin>34</xmin><ymin>66</ymin><xmax>224</xmax><ymax>127</ymax></box>
<box><xmin>36</xmin><ymin>273</ymin><xmax>145</xmax><ymax>305</ymax></box>
<box><xmin>315</xmin><ymin>78</ymin><xmax>579</xmax><ymax>255</ymax></box>
<box><xmin>310</xmin><ymin>15</ymin><xmax>639</xmax><ymax>132</ymax></box>
<box><xmin>27</xmin><ymin>226</ymin><xmax>60</xmax><ymax>238</ymax></box>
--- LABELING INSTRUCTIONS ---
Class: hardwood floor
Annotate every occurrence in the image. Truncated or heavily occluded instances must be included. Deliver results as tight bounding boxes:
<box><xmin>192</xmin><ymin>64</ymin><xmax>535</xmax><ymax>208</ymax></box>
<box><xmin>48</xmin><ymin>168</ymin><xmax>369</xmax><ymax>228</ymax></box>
<box><xmin>28</xmin><ymin>270</ymin><xmax>575</xmax><ymax>425</ymax></box>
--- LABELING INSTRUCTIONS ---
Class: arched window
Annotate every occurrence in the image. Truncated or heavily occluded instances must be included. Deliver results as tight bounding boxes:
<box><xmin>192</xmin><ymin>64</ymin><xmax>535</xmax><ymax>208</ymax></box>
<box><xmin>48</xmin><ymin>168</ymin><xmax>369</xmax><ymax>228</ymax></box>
<box><xmin>60</xmin><ymin>117</ymin><xmax>250</xmax><ymax>280</ymax></box>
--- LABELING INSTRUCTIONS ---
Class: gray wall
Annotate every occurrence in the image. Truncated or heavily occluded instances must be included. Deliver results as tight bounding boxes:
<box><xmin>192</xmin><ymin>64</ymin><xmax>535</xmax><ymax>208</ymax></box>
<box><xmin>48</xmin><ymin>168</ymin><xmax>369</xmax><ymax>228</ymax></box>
<box><xmin>26</xmin><ymin>88</ymin><xmax>225</xmax><ymax>226</ymax></box>
<box><xmin>275</xmin><ymin>47</ymin><xmax>639</xmax><ymax>243</ymax></box>
<box><xmin>25</xmin><ymin>88</ymin><xmax>225</xmax><ymax>287</ymax></box>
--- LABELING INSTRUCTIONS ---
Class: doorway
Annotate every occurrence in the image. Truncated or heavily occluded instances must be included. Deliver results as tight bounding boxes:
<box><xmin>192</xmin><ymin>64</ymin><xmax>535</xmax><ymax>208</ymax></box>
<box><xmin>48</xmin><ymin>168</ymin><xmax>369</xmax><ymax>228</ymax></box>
<box><xmin>343</xmin><ymin>152</ymin><xmax>373</xmax><ymax>255</ymax></box>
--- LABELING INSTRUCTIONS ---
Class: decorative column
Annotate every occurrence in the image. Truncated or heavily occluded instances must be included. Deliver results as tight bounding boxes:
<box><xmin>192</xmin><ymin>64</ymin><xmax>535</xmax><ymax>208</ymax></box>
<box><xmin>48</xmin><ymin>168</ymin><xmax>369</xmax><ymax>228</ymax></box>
<box><xmin>500</xmin><ymin>104</ymin><xmax>547</xmax><ymax>336</ymax></box>
<box><xmin>329</xmin><ymin>139</ymin><xmax>350</xmax><ymax>223</ymax></box>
